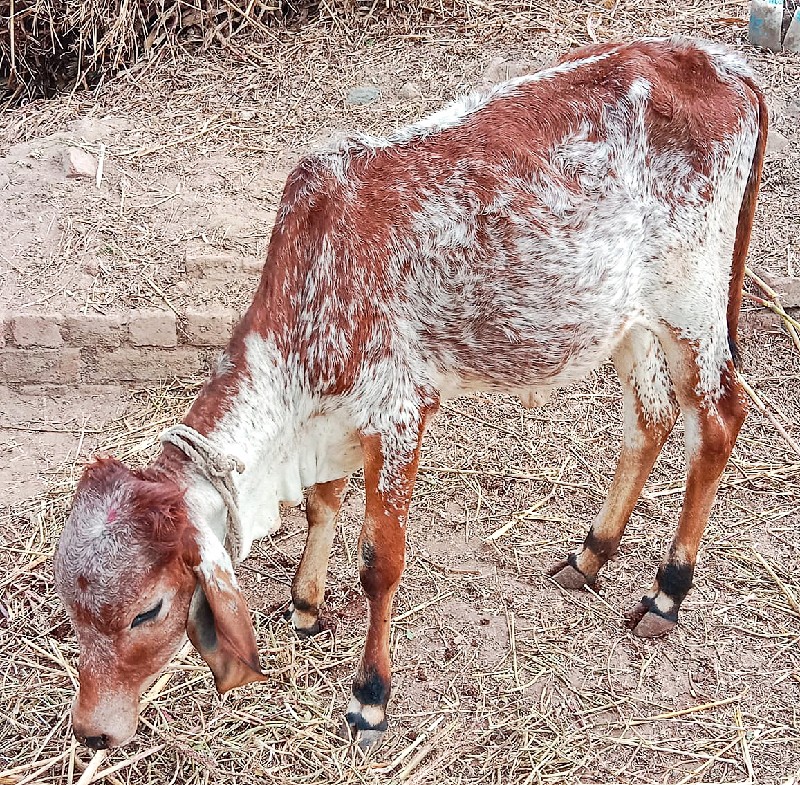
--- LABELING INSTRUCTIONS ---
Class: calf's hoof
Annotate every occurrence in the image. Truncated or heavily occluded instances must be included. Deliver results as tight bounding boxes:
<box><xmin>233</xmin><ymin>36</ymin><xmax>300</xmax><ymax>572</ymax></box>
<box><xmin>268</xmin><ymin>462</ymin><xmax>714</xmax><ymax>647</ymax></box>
<box><xmin>548</xmin><ymin>559</ymin><xmax>592</xmax><ymax>590</ymax></box>
<box><xmin>341</xmin><ymin>696</ymin><xmax>388</xmax><ymax>751</ymax></box>
<box><xmin>283</xmin><ymin>602</ymin><xmax>322</xmax><ymax>638</ymax></box>
<box><xmin>294</xmin><ymin>621</ymin><xmax>321</xmax><ymax>639</ymax></box>
<box><xmin>625</xmin><ymin>601</ymin><xmax>677</xmax><ymax>638</ymax></box>
<box><xmin>339</xmin><ymin>717</ymin><xmax>386</xmax><ymax>751</ymax></box>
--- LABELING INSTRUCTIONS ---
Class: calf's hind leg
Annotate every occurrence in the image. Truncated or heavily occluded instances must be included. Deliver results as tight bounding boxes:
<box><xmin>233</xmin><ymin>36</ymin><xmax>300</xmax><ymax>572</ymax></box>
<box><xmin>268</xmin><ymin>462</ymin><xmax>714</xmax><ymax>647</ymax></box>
<box><xmin>551</xmin><ymin>329</ymin><xmax>678</xmax><ymax>589</ymax></box>
<box><xmin>628</xmin><ymin>345</ymin><xmax>747</xmax><ymax>637</ymax></box>
<box><xmin>287</xmin><ymin>477</ymin><xmax>349</xmax><ymax>636</ymax></box>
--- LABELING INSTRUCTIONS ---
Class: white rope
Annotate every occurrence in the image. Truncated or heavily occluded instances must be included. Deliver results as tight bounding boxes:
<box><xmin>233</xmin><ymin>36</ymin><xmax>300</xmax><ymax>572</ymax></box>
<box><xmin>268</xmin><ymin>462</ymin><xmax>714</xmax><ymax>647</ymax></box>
<box><xmin>160</xmin><ymin>424</ymin><xmax>245</xmax><ymax>562</ymax></box>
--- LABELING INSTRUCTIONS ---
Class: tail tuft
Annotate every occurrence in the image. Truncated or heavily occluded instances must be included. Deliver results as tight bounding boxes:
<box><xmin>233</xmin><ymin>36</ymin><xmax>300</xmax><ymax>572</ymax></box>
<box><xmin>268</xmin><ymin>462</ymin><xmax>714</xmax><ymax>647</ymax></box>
<box><xmin>728</xmin><ymin>333</ymin><xmax>742</xmax><ymax>370</ymax></box>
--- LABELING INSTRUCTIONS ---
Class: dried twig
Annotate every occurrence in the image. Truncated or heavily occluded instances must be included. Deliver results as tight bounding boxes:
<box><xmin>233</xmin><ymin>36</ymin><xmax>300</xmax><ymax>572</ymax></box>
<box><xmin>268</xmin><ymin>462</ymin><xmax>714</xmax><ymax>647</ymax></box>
<box><xmin>745</xmin><ymin>266</ymin><xmax>800</xmax><ymax>353</ymax></box>
<box><xmin>74</xmin><ymin>751</ymin><xmax>107</xmax><ymax>785</ymax></box>
<box><xmin>738</xmin><ymin>373</ymin><xmax>800</xmax><ymax>458</ymax></box>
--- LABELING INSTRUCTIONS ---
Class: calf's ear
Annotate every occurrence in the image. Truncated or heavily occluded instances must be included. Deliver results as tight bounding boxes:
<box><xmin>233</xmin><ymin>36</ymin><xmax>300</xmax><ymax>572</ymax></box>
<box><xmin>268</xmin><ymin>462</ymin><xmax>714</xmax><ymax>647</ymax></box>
<box><xmin>185</xmin><ymin>535</ymin><xmax>267</xmax><ymax>693</ymax></box>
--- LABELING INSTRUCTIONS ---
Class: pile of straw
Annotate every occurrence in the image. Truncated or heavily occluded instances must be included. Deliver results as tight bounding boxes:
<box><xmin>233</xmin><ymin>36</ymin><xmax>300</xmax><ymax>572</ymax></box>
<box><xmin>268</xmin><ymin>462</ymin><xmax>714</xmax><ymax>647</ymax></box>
<box><xmin>0</xmin><ymin>0</ymin><xmax>292</xmax><ymax>103</ymax></box>
<box><xmin>0</xmin><ymin>0</ymin><xmax>484</xmax><ymax>104</ymax></box>
<box><xmin>3</xmin><ymin>1</ymin><xmax>190</xmax><ymax>100</ymax></box>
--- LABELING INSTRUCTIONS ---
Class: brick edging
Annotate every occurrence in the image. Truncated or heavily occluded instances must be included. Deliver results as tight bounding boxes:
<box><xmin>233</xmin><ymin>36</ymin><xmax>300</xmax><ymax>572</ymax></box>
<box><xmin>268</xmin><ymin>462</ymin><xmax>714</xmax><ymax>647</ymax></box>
<box><xmin>0</xmin><ymin>307</ymin><xmax>240</xmax><ymax>385</ymax></box>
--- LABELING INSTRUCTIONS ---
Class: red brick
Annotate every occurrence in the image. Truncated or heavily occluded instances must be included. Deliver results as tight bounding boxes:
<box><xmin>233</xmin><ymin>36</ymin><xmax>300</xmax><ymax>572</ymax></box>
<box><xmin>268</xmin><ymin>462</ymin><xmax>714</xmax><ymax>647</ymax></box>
<box><xmin>11</xmin><ymin>314</ymin><xmax>62</xmax><ymax>348</ymax></box>
<box><xmin>183</xmin><ymin>308</ymin><xmax>236</xmax><ymax>346</ymax></box>
<box><xmin>92</xmin><ymin>348</ymin><xmax>206</xmax><ymax>383</ymax></box>
<box><xmin>128</xmin><ymin>310</ymin><xmax>177</xmax><ymax>347</ymax></box>
<box><xmin>64</xmin><ymin>313</ymin><xmax>124</xmax><ymax>347</ymax></box>
<box><xmin>0</xmin><ymin>349</ymin><xmax>80</xmax><ymax>383</ymax></box>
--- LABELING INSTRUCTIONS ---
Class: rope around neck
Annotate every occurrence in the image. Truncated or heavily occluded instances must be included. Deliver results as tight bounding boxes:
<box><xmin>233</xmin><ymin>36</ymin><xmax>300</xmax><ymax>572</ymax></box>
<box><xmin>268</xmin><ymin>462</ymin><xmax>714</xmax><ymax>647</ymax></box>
<box><xmin>160</xmin><ymin>424</ymin><xmax>246</xmax><ymax>563</ymax></box>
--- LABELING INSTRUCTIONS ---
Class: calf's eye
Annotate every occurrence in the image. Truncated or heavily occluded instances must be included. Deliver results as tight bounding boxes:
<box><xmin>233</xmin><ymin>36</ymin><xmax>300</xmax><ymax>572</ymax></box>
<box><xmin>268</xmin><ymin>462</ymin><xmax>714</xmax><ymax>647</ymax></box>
<box><xmin>131</xmin><ymin>599</ymin><xmax>163</xmax><ymax>628</ymax></box>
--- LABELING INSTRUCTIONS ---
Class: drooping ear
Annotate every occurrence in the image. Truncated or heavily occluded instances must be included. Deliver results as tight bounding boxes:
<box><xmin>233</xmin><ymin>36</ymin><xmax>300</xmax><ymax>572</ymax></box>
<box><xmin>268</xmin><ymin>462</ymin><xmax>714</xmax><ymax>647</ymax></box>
<box><xmin>185</xmin><ymin>533</ymin><xmax>267</xmax><ymax>694</ymax></box>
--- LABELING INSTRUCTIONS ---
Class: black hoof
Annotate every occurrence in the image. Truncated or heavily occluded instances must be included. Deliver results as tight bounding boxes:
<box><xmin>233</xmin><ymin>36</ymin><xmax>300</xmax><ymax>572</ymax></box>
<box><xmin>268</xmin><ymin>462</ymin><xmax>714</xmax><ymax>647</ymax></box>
<box><xmin>633</xmin><ymin>611</ymin><xmax>676</xmax><ymax>637</ymax></box>
<box><xmin>549</xmin><ymin>561</ymin><xmax>590</xmax><ymax>590</ymax></box>
<box><xmin>294</xmin><ymin>620</ymin><xmax>322</xmax><ymax>638</ymax></box>
<box><xmin>624</xmin><ymin>600</ymin><xmax>649</xmax><ymax>630</ymax></box>
<box><xmin>285</xmin><ymin>601</ymin><xmax>324</xmax><ymax>637</ymax></box>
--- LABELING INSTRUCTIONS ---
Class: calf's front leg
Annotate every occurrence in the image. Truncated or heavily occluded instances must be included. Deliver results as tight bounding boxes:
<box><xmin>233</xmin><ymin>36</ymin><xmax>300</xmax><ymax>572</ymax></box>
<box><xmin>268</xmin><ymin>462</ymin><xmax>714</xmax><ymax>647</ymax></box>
<box><xmin>287</xmin><ymin>477</ymin><xmax>349</xmax><ymax>635</ymax></box>
<box><xmin>345</xmin><ymin>403</ymin><xmax>435</xmax><ymax>750</ymax></box>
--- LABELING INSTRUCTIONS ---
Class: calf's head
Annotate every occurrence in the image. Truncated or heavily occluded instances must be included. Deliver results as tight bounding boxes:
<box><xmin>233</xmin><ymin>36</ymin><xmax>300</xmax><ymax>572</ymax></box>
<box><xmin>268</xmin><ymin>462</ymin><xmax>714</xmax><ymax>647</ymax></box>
<box><xmin>54</xmin><ymin>457</ymin><xmax>266</xmax><ymax>749</ymax></box>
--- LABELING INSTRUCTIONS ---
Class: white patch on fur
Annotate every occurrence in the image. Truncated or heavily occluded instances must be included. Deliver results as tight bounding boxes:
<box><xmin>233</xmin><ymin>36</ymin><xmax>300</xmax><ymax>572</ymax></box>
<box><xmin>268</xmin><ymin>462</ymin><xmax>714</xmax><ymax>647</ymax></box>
<box><xmin>195</xmin><ymin>523</ymin><xmax>238</xmax><ymax>590</ymax></box>
<box><xmin>55</xmin><ymin>482</ymin><xmax>153</xmax><ymax>614</ymax></box>
<box><xmin>682</xmin><ymin>408</ymin><xmax>704</xmax><ymax>465</ymax></box>
<box><xmin>214</xmin><ymin>351</ymin><xmax>233</xmax><ymax>378</ymax></box>
<box><xmin>358</xmin><ymin>705</ymin><xmax>386</xmax><ymax>726</ymax></box>
<box><xmin>614</xmin><ymin>324</ymin><xmax>676</xmax><ymax>429</ymax></box>
<box><xmin>181</xmin><ymin>333</ymin><xmax>362</xmax><ymax>558</ymax></box>
<box><xmin>653</xmin><ymin>592</ymin><xmax>676</xmax><ymax>613</ymax></box>
<box><xmin>346</xmin><ymin>695</ymin><xmax>385</xmax><ymax>727</ymax></box>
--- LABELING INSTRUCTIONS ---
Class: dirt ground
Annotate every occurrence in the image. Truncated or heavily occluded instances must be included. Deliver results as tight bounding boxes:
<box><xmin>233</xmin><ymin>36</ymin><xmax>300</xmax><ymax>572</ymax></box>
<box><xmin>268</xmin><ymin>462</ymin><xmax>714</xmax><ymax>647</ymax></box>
<box><xmin>1</xmin><ymin>1</ymin><xmax>799</xmax><ymax>783</ymax></box>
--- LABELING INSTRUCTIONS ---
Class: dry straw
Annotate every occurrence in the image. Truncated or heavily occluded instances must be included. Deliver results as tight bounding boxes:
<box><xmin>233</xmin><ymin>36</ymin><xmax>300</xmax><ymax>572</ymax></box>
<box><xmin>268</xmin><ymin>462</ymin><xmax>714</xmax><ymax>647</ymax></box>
<box><xmin>0</xmin><ymin>0</ymin><xmax>490</xmax><ymax>104</ymax></box>
<box><xmin>1</xmin><ymin>0</ymin><xmax>290</xmax><ymax>103</ymax></box>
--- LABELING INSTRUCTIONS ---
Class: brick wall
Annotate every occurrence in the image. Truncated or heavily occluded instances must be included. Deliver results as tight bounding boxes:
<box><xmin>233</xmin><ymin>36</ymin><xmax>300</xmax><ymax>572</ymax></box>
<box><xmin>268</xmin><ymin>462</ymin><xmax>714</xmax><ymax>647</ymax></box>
<box><xmin>0</xmin><ymin>306</ymin><xmax>239</xmax><ymax>386</ymax></box>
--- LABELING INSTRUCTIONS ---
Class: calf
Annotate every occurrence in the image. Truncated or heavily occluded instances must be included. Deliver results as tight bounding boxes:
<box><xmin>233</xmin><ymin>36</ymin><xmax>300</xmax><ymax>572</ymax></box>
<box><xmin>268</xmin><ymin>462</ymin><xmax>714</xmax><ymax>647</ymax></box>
<box><xmin>54</xmin><ymin>36</ymin><xmax>767</xmax><ymax>750</ymax></box>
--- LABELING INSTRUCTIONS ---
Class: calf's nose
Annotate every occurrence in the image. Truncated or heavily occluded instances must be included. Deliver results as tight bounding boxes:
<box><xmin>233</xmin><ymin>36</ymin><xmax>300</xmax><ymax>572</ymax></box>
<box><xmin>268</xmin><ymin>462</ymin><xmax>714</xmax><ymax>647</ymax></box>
<box><xmin>83</xmin><ymin>734</ymin><xmax>110</xmax><ymax>750</ymax></box>
<box><xmin>71</xmin><ymin>685</ymin><xmax>139</xmax><ymax>750</ymax></box>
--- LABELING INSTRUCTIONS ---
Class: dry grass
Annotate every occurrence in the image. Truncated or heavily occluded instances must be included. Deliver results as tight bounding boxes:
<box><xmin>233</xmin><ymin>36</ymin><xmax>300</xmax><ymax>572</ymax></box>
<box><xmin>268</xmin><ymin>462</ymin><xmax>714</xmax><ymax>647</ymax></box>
<box><xmin>2</xmin><ymin>351</ymin><xmax>800</xmax><ymax>783</ymax></box>
<box><xmin>1</xmin><ymin>0</ymin><xmax>294</xmax><ymax>104</ymax></box>
<box><xmin>0</xmin><ymin>0</ymin><xmax>525</xmax><ymax>105</ymax></box>
<box><xmin>1</xmin><ymin>1</ymin><xmax>800</xmax><ymax>783</ymax></box>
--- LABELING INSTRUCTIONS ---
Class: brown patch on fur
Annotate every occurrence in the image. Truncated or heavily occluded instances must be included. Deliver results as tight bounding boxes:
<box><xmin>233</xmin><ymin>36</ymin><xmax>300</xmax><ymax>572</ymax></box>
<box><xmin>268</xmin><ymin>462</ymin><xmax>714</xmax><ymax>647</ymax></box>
<box><xmin>290</xmin><ymin>477</ymin><xmax>349</xmax><ymax>623</ymax></box>
<box><xmin>183</xmin><ymin>317</ymin><xmax>256</xmax><ymax>433</ymax></box>
<box><xmin>359</xmin><ymin>434</ymin><xmax>408</xmax><ymax>600</ymax></box>
<box><xmin>644</xmin><ymin>45</ymin><xmax>743</xmax><ymax>172</ymax></box>
<box><xmin>127</xmin><ymin>478</ymin><xmax>191</xmax><ymax>564</ymax></box>
<box><xmin>662</xmin><ymin>355</ymin><xmax>747</xmax><ymax>573</ymax></box>
<box><xmin>306</xmin><ymin>477</ymin><xmax>348</xmax><ymax>524</ymax></box>
<box><xmin>567</xmin><ymin>370</ymin><xmax>677</xmax><ymax>581</ymax></box>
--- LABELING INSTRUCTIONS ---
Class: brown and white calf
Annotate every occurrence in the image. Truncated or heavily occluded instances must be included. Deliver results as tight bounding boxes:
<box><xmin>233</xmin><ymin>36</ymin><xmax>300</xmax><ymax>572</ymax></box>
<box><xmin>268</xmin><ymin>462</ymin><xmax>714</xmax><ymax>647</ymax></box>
<box><xmin>54</xmin><ymin>36</ymin><xmax>767</xmax><ymax>750</ymax></box>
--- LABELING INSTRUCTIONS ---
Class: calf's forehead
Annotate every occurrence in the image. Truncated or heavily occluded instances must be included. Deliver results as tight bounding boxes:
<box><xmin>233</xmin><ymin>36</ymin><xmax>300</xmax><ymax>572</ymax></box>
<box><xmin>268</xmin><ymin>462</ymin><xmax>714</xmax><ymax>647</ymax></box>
<box><xmin>55</xmin><ymin>484</ymin><xmax>157</xmax><ymax>614</ymax></box>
